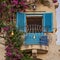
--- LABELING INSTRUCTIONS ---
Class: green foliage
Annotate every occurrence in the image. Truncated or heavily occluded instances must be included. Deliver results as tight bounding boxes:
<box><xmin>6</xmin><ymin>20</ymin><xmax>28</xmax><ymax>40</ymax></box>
<box><xmin>39</xmin><ymin>0</ymin><xmax>44</xmax><ymax>4</ymax></box>
<box><xmin>5</xmin><ymin>26</ymin><xmax>34</xmax><ymax>60</ymax></box>
<box><xmin>6</xmin><ymin>56</ymin><xmax>10</xmax><ymax>60</ymax></box>
<box><xmin>5</xmin><ymin>26</ymin><xmax>24</xmax><ymax>48</ymax></box>
<box><xmin>0</xmin><ymin>20</ymin><xmax>5</xmax><ymax>28</ymax></box>
<box><xmin>21</xmin><ymin>55</ymin><xmax>33</xmax><ymax>60</ymax></box>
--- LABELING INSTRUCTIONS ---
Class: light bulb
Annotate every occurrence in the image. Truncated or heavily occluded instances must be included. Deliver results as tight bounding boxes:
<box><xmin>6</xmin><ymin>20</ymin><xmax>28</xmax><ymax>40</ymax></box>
<box><xmin>32</xmin><ymin>5</ymin><xmax>36</xmax><ymax>10</ymax></box>
<box><xmin>33</xmin><ymin>35</ymin><xmax>36</xmax><ymax>39</ymax></box>
<box><xmin>11</xmin><ymin>31</ymin><xmax>14</xmax><ymax>36</ymax></box>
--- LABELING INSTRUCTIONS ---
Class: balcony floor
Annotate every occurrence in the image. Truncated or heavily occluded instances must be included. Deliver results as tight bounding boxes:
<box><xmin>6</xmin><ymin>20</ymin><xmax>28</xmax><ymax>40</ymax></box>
<box><xmin>21</xmin><ymin>45</ymin><xmax>48</xmax><ymax>54</ymax></box>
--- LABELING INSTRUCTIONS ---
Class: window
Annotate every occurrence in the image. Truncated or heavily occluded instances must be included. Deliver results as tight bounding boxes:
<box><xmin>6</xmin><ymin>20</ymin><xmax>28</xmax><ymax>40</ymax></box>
<box><xmin>26</xmin><ymin>16</ymin><xmax>43</xmax><ymax>33</ymax></box>
<box><xmin>16</xmin><ymin>12</ymin><xmax>53</xmax><ymax>33</ymax></box>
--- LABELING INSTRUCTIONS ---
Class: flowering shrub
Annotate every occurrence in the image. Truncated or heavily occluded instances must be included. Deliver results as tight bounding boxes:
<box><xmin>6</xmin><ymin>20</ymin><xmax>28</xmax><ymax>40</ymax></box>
<box><xmin>0</xmin><ymin>0</ymin><xmax>28</xmax><ymax>29</ymax></box>
<box><xmin>5</xmin><ymin>45</ymin><xmax>23</xmax><ymax>60</ymax></box>
<box><xmin>0</xmin><ymin>0</ymin><xmax>27</xmax><ymax>13</ymax></box>
<box><xmin>4</xmin><ymin>26</ymin><xmax>23</xmax><ymax>60</ymax></box>
<box><xmin>3</xmin><ymin>26</ymin><xmax>33</xmax><ymax>60</ymax></box>
<box><xmin>0</xmin><ymin>1</ymin><xmax>33</xmax><ymax>60</ymax></box>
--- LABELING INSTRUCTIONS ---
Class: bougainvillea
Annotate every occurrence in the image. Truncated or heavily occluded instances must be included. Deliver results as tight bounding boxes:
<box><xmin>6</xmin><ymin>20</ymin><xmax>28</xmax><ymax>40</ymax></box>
<box><xmin>0</xmin><ymin>0</ymin><xmax>33</xmax><ymax>60</ymax></box>
<box><xmin>0</xmin><ymin>0</ymin><xmax>28</xmax><ymax>28</ymax></box>
<box><xmin>0</xmin><ymin>0</ymin><xmax>27</xmax><ymax>13</ymax></box>
<box><xmin>3</xmin><ymin>25</ymin><xmax>33</xmax><ymax>60</ymax></box>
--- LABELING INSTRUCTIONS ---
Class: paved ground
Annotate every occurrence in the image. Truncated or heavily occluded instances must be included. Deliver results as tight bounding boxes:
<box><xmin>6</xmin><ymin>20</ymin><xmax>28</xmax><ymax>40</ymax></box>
<box><xmin>0</xmin><ymin>35</ymin><xmax>5</xmax><ymax>60</ymax></box>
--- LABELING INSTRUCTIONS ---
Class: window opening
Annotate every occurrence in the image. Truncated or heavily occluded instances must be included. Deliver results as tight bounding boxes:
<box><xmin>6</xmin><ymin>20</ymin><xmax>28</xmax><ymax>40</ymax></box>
<box><xmin>26</xmin><ymin>16</ymin><xmax>43</xmax><ymax>33</ymax></box>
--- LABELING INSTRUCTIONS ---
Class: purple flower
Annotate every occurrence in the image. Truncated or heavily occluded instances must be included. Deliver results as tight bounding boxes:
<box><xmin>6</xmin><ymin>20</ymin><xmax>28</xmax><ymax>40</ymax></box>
<box><xmin>5</xmin><ymin>46</ymin><xmax>11</xmax><ymax>51</ymax></box>
<box><xmin>5</xmin><ymin>46</ymin><xmax>12</xmax><ymax>53</ymax></box>
<box><xmin>0</xmin><ymin>9</ymin><xmax>2</xmax><ymax>13</ymax></box>
<box><xmin>24</xmin><ymin>5</ymin><xmax>28</xmax><ymax>9</ymax></box>
<box><xmin>19</xmin><ymin>1</ymin><xmax>25</xmax><ymax>6</ymax></box>
<box><xmin>6</xmin><ymin>52</ymin><xmax>12</xmax><ymax>57</ymax></box>
<box><xmin>14</xmin><ymin>48</ymin><xmax>18</xmax><ymax>53</ymax></box>
<box><xmin>3</xmin><ymin>26</ymin><xmax>9</xmax><ymax>31</ymax></box>
<box><xmin>11</xmin><ymin>0</ymin><xmax>18</xmax><ymax>6</ymax></box>
<box><xmin>1</xmin><ymin>2</ymin><xmax>7</xmax><ymax>7</ymax></box>
<box><xmin>53</xmin><ymin>0</ymin><xmax>57</xmax><ymax>3</ymax></box>
<box><xmin>11</xmin><ymin>8</ymin><xmax>14</xmax><ymax>12</ymax></box>
<box><xmin>15</xmin><ymin>54</ymin><xmax>22</xmax><ymax>59</ymax></box>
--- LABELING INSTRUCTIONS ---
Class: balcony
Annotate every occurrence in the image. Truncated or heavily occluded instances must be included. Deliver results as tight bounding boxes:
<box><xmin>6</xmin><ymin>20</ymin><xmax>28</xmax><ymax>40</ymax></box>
<box><xmin>37</xmin><ymin>36</ymin><xmax>48</xmax><ymax>54</ymax></box>
<box><xmin>53</xmin><ymin>0</ymin><xmax>59</xmax><ymax>8</ymax></box>
<box><xmin>21</xmin><ymin>35</ymin><xmax>48</xmax><ymax>54</ymax></box>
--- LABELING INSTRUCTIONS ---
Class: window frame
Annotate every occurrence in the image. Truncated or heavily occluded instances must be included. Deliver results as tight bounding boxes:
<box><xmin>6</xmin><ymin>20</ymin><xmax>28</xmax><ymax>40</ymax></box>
<box><xmin>26</xmin><ymin>14</ymin><xmax>43</xmax><ymax>33</ymax></box>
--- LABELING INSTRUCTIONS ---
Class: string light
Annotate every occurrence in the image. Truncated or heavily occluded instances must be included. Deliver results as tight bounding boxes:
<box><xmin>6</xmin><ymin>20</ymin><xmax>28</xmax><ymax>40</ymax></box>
<box><xmin>11</xmin><ymin>31</ymin><xmax>14</xmax><ymax>36</ymax></box>
<box><xmin>32</xmin><ymin>4</ymin><xmax>36</xmax><ymax>10</ymax></box>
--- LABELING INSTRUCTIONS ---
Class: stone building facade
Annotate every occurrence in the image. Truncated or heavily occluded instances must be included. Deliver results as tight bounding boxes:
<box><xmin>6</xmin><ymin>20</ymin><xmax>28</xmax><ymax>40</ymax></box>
<box><xmin>0</xmin><ymin>0</ymin><xmax>59</xmax><ymax>60</ymax></box>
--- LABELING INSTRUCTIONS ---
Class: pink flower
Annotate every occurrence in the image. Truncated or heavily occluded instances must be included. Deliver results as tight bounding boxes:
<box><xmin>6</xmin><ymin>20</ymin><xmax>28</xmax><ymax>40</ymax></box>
<box><xmin>3</xmin><ymin>26</ymin><xmax>9</xmax><ymax>31</ymax></box>
<box><xmin>24</xmin><ymin>5</ymin><xmax>28</xmax><ymax>9</ymax></box>
<box><xmin>53</xmin><ymin>0</ymin><xmax>57</xmax><ymax>3</ymax></box>
<box><xmin>0</xmin><ymin>9</ymin><xmax>2</xmax><ymax>13</ymax></box>
<box><xmin>2</xmin><ymin>2</ymin><xmax>7</xmax><ymax>7</ymax></box>
<box><xmin>6</xmin><ymin>52</ymin><xmax>12</xmax><ymax>57</ymax></box>
<box><xmin>19</xmin><ymin>1</ymin><xmax>25</xmax><ymax>6</ymax></box>
<box><xmin>9</xmin><ymin>8</ymin><xmax>15</xmax><ymax>12</ymax></box>
<box><xmin>11</xmin><ymin>0</ymin><xmax>18</xmax><ymax>6</ymax></box>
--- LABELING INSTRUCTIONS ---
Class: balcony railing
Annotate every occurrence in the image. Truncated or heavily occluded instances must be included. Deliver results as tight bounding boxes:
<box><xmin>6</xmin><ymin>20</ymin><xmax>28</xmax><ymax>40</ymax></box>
<box><xmin>27</xmin><ymin>25</ymin><xmax>42</xmax><ymax>33</ymax></box>
<box><xmin>40</xmin><ymin>36</ymin><xmax>48</xmax><ymax>46</ymax></box>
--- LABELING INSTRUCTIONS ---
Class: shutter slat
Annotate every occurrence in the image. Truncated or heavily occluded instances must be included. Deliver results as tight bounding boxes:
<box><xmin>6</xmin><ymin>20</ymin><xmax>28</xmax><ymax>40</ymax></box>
<box><xmin>16</xmin><ymin>12</ymin><xmax>26</xmax><ymax>32</ymax></box>
<box><xmin>43</xmin><ymin>13</ymin><xmax>53</xmax><ymax>32</ymax></box>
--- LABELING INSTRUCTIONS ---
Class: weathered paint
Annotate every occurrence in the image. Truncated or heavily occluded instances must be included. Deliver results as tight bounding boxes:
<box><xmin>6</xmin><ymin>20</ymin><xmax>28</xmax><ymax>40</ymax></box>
<box><xmin>43</xmin><ymin>13</ymin><xmax>53</xmax><ymax>32</ymax></box>
<box><xmin>16</xmin><ymin>12</ymin><xmax>26</xmax><ymax>32</ymax></box>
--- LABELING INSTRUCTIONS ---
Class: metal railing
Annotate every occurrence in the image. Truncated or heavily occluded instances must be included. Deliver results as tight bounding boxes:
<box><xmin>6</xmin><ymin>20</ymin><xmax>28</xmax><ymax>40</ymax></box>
<box><xmin>27</xmin><ymin>24</ymin><xmax>42</xmax><ymax>33</ymax></box>
<box><xmin>40</xmin><ymin>36</ymin><xmax>48</xmax><ymax>46</ymax></box>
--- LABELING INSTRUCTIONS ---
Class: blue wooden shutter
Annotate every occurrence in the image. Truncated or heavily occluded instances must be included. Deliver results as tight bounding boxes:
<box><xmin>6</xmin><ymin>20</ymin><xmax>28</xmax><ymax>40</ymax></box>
<box><xmin>43</xmin><ymin>13</ymin><xmax>53</xmax><ymax>32</ymax></box>
<box><xmin>16</xmin><ymin>12</ymin><xmax>26</xmax><ymax>32</ymax></box>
